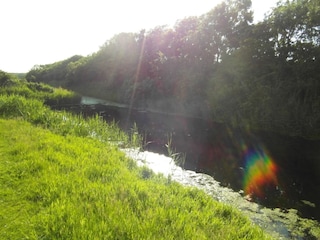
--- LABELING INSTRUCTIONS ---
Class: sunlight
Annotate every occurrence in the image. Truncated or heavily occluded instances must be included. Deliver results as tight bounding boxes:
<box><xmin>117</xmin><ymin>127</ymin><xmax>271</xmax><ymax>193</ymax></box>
<box><xmin>126</xmin><ymin>33</ymin><xmax>146</xmax><ymax>129</ymax></box>
<box><xmin>0</xmin><ymin>0</ymin><xmax>278</xmax><ymax>73</ymax></box>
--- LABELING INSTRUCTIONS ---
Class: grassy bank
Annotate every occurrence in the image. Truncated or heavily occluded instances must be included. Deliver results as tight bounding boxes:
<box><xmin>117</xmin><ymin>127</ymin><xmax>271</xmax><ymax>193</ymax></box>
<box><xmin>0</xmin><ymin>75</ymin><xmax>271</xmax><ymax>239</ymax></box>
<box><xmin>0</xmin><ymin>70</ymin><xmax>80</xmax><ymax>105</ymax></box>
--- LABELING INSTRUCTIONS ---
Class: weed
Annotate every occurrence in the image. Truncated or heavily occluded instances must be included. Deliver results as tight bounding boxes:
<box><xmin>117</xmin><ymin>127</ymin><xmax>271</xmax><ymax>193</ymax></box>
<box><xmin>166</xmin><ymin>133</ymin><xmax>186</xmax><ymax>168</ymax></box>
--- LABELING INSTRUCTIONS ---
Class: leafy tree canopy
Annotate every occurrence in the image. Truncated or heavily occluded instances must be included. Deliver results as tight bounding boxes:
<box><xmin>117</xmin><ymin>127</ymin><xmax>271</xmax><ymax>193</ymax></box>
<box><xmin>26</xmin><ymin>0</ymin><xmax>320</xmax><ymax>138</ymax></box>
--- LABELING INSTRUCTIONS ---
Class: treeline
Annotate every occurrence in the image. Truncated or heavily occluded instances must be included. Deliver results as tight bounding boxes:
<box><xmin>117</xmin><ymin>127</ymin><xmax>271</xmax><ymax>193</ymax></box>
<box><xmin>26</xmin><ymin>0</ymin><xmax>320</xmax><ymax>138</ymax></box>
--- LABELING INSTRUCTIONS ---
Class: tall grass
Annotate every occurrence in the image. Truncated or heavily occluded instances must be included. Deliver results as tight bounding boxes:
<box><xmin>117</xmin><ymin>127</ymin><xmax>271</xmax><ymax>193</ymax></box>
<box><xmin>0</xmin><ymin>74</ymin><xmax>80</xmax><ymax>105</ymax></box>
<box><xmin>0</xmin><ymin>78</ymin><xmax>271</xmax><ymax>239</ymax></box>
<box><xmin>166</xmin><ymin>133</ymin><xmax>186</xmax><ymax>167</ymax></box>
<box><xmin>0</xmin><ymin>119</ymin><xmax>270</xmax><ymax>239</ymax></box>
<box><xmin>0</xmin><ymin>94</ymin><xmax>132</xmax><ymax>147</ymax></box>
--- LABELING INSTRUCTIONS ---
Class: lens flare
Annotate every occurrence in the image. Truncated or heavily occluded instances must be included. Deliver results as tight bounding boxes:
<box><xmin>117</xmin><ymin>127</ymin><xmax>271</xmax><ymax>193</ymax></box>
<box><xmin>242</xmin><ymin>144</ymin><xmax>278</xmax><ymax>197</ymax></box>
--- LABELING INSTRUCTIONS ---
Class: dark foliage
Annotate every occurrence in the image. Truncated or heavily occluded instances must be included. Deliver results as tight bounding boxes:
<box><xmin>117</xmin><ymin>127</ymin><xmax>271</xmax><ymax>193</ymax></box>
<box><xmin>26</xmin><ymin>0</ymin><xmax>320</xmax><ymax>138</ymax></box>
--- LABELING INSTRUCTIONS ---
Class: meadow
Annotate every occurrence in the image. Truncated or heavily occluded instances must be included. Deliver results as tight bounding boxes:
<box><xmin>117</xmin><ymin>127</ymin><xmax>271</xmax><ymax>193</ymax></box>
<box><xmin>0</xmin><ymin>73</ymin><xmax>271</xmax><ymax>239</ymax></box>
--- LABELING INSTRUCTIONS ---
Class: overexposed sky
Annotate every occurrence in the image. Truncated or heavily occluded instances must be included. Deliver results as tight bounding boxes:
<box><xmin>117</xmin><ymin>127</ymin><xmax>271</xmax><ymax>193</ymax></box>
<box><xmin>0</xmin><ymin>0</ymin><xmax>278</xmax><ymax>73</ymax></box>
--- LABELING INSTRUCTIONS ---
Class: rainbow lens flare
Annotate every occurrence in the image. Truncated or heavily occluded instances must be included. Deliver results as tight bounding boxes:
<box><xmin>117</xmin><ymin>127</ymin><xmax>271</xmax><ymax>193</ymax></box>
<box><xmin>243</xmin><ymin>145</ymin><xmax>278</xmax><ymax>197</ymax></box>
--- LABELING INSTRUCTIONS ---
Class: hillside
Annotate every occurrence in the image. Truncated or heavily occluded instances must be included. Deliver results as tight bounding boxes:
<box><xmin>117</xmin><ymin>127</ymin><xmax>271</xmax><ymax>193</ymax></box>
<box><xmin>0</xmin><ymin>72</ymin><xmax>270</xmax><ymax>239</ymax></box>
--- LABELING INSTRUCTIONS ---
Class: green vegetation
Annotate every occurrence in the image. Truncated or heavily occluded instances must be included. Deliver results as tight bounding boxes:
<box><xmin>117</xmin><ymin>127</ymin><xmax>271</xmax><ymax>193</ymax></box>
<box><xmin>0</xmin><ymin>72</ymin><xmax>271</xmax><ymax>239</ymax></box>
<box><xmin>166</xmin><ymin>133</ymin><xmax>186</xmax><ymax>168</ymax></box>
<box><xmin>10</xmin><ymin>72</ymin><xmax>26</xmax><ymax>79</ymax></box>
<box><xmin>0</xmin><ymin>70</ymin><xmax>80</xmax><ymax>106</ymax></box>
<box><xmin>0</xmin><ymin>119</ymin><xmax>269</xmax><ymax>239</ymax></box>
<box><xmin>26</xmin><ymin>0</ymin><xmax>320</xmax><ymax>138</ymax></box>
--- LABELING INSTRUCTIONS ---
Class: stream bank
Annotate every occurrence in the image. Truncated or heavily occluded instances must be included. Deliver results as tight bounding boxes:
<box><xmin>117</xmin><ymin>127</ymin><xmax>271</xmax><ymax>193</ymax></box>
<box><xmin>123</xmin><ymin>149</ymin><xmax>320</xmax><ymax>239</ymax></box>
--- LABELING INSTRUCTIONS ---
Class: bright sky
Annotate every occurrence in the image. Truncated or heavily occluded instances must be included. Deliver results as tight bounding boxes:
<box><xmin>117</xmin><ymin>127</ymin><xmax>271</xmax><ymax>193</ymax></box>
<box><xmin>0</xmin><ymin>0</ymin><xmax>278</xmax><ymax>73</ymax></box>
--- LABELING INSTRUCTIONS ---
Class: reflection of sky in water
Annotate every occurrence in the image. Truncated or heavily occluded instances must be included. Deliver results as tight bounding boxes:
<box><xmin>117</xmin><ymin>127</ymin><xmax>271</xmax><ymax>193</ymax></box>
<box><xmin>124</xmin><ymin>150</ymin><xmax>178</xmax><ymax>177</ymax></box>
<box><xmin>241</xmin><ymin>142</ymin><xmax>278</xmax><ymax>197</ymax></box>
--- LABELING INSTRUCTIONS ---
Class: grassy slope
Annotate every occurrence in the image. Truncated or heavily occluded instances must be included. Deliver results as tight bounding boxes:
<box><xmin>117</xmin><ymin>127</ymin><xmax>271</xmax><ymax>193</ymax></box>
<box><xmin>0</xmin><ymin>118</ymin><xmax>271</xmax><ymax>239</ymax></box>
<box><xmin>0</xmin><ymin>76</ymin><xmax>271</xmax><ymax>239</ymax></box>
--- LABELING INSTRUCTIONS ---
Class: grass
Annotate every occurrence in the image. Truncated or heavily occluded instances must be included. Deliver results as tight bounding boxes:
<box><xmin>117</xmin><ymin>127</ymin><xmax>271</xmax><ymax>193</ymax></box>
<box><xmin>0</xmin><ymin>95</ymin><xmax>133</xmax><ymax>146</ymax></box>
<box><xmin>0</xmin><ymin>119</ymin><xmax>270</xmax><ymax>239</ymax></box>
<box><xmin>0</xmin><ymin>73</ymin><xmax>271</xmax><ymax>239</ymax></box>
<box><xmin>0</xmin><ymin>72</ymin><xmax>80</xmax><ymax>105</ymax></box>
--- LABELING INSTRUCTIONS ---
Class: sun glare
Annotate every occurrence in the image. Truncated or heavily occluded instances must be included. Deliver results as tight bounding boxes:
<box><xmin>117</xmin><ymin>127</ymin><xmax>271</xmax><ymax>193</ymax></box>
<box><xmin>1</xmin><ymin>0</ymin><xmax>278</xmax><ymax>73</ymax></box>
